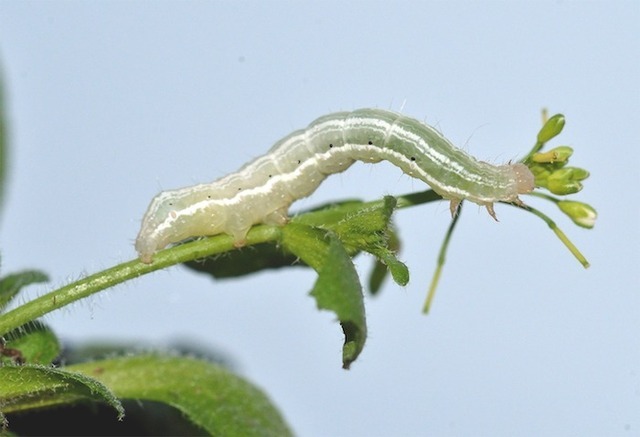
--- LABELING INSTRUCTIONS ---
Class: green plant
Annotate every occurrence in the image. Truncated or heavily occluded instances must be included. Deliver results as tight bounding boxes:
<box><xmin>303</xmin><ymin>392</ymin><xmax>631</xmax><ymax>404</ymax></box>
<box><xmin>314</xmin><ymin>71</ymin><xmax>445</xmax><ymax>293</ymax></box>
<box><xmin>0</xmin><ymin>84</ymin><xmax>595</xmax><ymax>435</ymax></box>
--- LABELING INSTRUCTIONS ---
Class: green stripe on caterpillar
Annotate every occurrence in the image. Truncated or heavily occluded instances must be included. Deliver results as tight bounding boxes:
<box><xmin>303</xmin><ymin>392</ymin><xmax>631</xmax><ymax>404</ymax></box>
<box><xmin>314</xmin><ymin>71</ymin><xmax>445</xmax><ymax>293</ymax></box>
<box><xmin>135</xmin><ymin>108</ymin><xmax>535</xmax><ymax>263</ymax></box>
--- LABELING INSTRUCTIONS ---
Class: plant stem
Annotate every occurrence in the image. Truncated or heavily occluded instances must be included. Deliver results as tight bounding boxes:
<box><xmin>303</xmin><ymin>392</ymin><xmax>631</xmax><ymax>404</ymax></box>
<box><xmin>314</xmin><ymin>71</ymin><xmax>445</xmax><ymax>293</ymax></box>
<box><xmin>0</xmin><ymin>226</ymin><xmax>281</xmax><ymax>336</ymax></box>
<box><xmin>0</xmin><ymin>191</ymin><xmax>445</xmax><ymax>336</ymax></box>
<box><xmin>509</xmin><ymin>202</ymin><xmax>590</xmax><ymax>268</ymax></box>
<box><xmin>395</xmin><ymin>189</ymin><xmax>442</xmax><ymax>209</ymax></box>
<box><xmin>422</xmin><ymin>202</ymin><xmax>463</xmax><ymax>314</ymax></box>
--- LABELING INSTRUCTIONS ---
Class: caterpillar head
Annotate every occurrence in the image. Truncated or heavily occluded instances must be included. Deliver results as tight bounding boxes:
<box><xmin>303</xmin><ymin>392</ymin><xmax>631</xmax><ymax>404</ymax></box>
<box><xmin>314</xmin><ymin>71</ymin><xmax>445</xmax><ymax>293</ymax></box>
<box><xmin>511</xmin><ymin>163</ymin><xmax>535</xmax><ymax>195</ymax></box>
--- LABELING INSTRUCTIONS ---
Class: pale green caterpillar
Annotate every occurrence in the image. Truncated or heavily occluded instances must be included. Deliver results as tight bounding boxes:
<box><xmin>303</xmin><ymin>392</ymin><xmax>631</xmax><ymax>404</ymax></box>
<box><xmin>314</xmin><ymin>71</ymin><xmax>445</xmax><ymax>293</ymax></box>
<box><xmin>136</xmin><ymin>108</ymin><xmax>535</xmax><ymax>263</ymax></box>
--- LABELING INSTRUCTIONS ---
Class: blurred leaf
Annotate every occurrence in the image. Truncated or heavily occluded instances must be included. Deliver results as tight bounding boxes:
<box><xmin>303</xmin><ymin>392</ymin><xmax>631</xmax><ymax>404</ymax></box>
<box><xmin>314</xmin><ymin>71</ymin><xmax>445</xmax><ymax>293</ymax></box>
<box><xmin>184</xmin><ymin>242</ymin><xmax>303</xmax><ymax>278</ymax></box>
<box><xmin>368</xmin><ymin>258</ymin><xmax>389</xmax><ymax>295</ymax></box>
<box><xmin>62</xmin><ymin>340</ymin><xmax>233</xmax><ymax>369</ymax></box>
<box><xmin>0</xmin><ymin>68</ymin><xmax>7</xmax><ymax>218</ymax></box>
<box><xmin>0</xmin><ymin>365</ymin><xmax>124</xmax><ymax>419</ymax></box>
<box><xmin>4</xmin><ymin>399</ymin><xmax>207</xmax><ymax>436</ymax></box>
<box><xmin>0</xmin><ymin>270</ymin><xmax>49</xmax><ymax>312</ymax></box>
<box><xmin>2</xmin><ymin>321</ymin><xmax>60</xmax><ymax>365</ymax></box>
<box><xmin>67</xmin><ymin>354</ymin><xmax>292</xmax><ymax>436</ymax></box>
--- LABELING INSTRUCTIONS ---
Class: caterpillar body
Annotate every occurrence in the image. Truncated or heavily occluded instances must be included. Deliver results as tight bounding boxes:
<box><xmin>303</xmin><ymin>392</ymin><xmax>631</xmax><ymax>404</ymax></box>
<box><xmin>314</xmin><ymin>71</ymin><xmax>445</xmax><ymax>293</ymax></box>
<box><xmin>136</xmin><ymin>108</ymin><xmax>534</xmax><ymax>263</ymax></box>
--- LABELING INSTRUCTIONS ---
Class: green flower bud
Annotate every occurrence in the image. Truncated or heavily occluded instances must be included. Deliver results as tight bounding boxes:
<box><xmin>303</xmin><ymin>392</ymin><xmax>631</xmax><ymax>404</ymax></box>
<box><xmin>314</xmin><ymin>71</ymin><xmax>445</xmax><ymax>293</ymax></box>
<box><xmin>537</xmin><ymin>114</ymin><xmax>565</xmax><ymax>143</ymax></box>
<box><xmin>547</xmin><ymin>179</ymin><xmax>582</xmax><ymax>195</ymax></box>
<box><xmin>557</xmin><ymin>201</ymin><xmax>597</xmax><ymax>229</ymax></box>
<box><xmin>531</xmin><ymin>168</ymin><xmax>551</xmax><ymax>188</ymax></box>
<box><xmin>566</xmin><ymin>167</ymin><xmax>590</xmax><ymax>181</ymax></box>
<box><xmin>547</xmin><ymin>167</ymin><xmax>589</xmax><ymax>195</ymax></box>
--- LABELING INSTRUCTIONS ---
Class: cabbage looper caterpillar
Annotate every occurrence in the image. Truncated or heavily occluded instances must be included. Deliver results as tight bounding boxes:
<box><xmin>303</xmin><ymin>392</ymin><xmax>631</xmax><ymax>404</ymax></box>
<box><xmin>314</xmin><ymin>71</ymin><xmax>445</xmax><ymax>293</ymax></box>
<box><xmin>136</xmin><ymin>108</ymin><xmax>534</xmax><ymax>263</ymax></box>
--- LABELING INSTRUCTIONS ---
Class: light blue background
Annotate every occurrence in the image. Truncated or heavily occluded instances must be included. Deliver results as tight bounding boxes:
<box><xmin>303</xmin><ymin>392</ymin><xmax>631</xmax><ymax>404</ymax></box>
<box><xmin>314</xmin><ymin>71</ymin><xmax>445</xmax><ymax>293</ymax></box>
<box><xmin>1</xmin><ymin>1</ymin><xmax>638</xmax><ymax>435</ymax></box>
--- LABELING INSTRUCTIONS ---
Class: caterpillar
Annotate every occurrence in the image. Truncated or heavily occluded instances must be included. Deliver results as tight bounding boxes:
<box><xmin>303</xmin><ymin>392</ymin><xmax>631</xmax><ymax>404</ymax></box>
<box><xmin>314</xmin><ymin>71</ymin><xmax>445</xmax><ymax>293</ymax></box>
<box><xmin>135</xmin><ymin>108</ymin><xmax>535</xmax><ymax>263</ymax></box>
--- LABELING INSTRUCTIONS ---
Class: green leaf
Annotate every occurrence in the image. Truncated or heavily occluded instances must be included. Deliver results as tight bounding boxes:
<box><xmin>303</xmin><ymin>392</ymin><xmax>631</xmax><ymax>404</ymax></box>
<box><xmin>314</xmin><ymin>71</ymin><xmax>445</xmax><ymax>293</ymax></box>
<box><xmin>181</xmin><ymin>199</ymin><xmax>368</xmax><ymax>279</ymax></box>
<box><xmin>369</xmin><ymin>245</ymin><xmax>409</xmax><ymax>286</ymax></box>
<box><xmin>66</xmin><ymin>354</ymin><xmax>292</xmax><ymax>436</ymax></box>
<box><xmin>292</xmin><ymin>199</ymin><xmax>377</xmax><ymax>229</ymax></box>
<box><xmin>327</xmin><ymin>196</ymin><xmax>395</xmax><ymax>247</ymax></box>
<box><xmin>1</xmin><ymin>321</ymin><xmax>60</xmax><ymax>365</ymax></box>
<box><xmin>368</xmin><ymin>224</ymin><xmax>403</xmax><ymax>295</ymax></box>
<box><xmin>282</xmin><ymin>225</ymin><xmax>367</xmax><ymax>369</ymax></box>
<box><xmin>280</xmin><ymin>223</ymin><xmax>334</xmax><ymax>271</ymax></box>
<box><xmin>311</xmin><ymin>236</ymin><xmax>367</xmax><ymax>369</ymax></box>
<box><xmin>0</xmin><ymin>365</ymin><xmax>124</xmax><ymax>419</ymax></box>
<box><xmin>295</xmin><ymin>196</ymin><xmax>408</xmax><ymax>287</ymax></box>
<box><xmin>0</xmin><ymin>271</ymin><xmax>49</xmax><ymax>312</ymax></box>
<box><xmin>325</xmin><ymin>196</ymin><xmax>408</xmax><ymax>287</ymax></box>
<box><xmin>181</xmin><ymin>197</ymin><xmax>407</xmax><ymax>290</ymax></box>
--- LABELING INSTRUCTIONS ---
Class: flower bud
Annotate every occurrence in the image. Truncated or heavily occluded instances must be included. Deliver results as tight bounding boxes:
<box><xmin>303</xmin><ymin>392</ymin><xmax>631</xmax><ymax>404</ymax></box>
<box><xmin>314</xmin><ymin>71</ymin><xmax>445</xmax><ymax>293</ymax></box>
<box><xmin>531</xmin><ymin>167</ymin><xmax>551</xmax><ymax>187</ymax></box>
<box><xmin>547</xmin><ymin>167</ymin><xmax>589</xmax><ymax>195</ymax></box>
<box><xmin>537</xmin><ymin>114</ymin><xmax>565</xmax><ymax>143</ymax></box>
<box><xmin>532</xmin><ymin>146</ymin><xmax>573</xmax><ymax>164</ymax></box>
<box><xmin>566</xmin><ymin>167</ymin><xmax>590</xmax><ymax>180</ymax></box>
<box><xmin>557</xmin><ymin>200</ymin><xmax>597</xmax><ymax>229</ymax></box>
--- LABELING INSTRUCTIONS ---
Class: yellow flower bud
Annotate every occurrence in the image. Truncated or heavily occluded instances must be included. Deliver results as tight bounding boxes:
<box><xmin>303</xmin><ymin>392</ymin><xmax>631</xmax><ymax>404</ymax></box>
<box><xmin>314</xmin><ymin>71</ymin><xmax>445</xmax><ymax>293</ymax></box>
<box><xmin>532</xmin><ymin>146</ymin><xmax>573</xmax><ymax>164</ymax></box>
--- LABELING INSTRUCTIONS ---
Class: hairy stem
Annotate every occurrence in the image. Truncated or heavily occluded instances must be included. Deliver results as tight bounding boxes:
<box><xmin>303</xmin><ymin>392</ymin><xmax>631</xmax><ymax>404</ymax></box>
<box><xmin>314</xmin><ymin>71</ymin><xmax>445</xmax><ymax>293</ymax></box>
<box><xmin>0</xmin><ymin>227</ymin><xmax>282</xmax><ymax>336</ymax></box>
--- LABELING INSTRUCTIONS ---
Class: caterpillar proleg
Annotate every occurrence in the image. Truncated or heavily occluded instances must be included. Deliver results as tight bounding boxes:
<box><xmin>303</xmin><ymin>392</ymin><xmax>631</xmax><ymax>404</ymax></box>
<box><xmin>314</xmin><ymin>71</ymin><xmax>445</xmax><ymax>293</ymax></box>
<box><xmin>136</xmin><ymin>108</ymin><xmax>535</xmax><ymax>263</ymax></box>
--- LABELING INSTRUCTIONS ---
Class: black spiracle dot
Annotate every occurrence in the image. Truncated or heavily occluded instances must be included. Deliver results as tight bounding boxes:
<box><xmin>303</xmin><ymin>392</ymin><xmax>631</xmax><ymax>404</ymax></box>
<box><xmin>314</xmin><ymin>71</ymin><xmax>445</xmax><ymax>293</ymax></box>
<box><xmin>268</xmin><ymin>174</ymin><xmax>272</xmax><ymax>178</ymax></box>
<box><xmin>297</xmin><ymin>159</ymin><xmax>301</xmax><ymax>164</ymax></box>
<box><xmin>329</xmin><ymin>143</ymin><xmax>333</xmax><ymax>148</ymax></box>
<box><xmin>410</xmin><ymin>156</ymin><xmax>416</xmax><ymax>161</ymax></box>
<box><xmin>368</xmin><ymin>141</ymin><xmax>373</xmax><ymax>145</ymax></box>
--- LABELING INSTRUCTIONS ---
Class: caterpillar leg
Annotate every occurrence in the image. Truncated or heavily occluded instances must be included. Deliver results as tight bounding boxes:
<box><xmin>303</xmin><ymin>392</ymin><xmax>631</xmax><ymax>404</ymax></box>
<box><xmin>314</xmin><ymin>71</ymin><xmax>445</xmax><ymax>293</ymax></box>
<box><xmin>449</xmin><ymin>200</ymin><xmax>461</xmax><ymax>217</ymax></box>
<box><xmin>485</xmin><ymin>203</ymin><xmax>499</xmax><ymax>221</ymax></box>
<box><xmin>230</xmin><ymin>208</ymin><xmax>290</xmax><ymax>249</ymax></box>
<box><xmin>263</xmin><ymin>208</ymin><xmax>289</xmax><ymax>226</ymax></box>
<box><xmin>512</xmin><ymin>196</ymin><xmax>526</xmax><ymax>207</ymax></box>
<box><xmin>232</xmin><ymin>235</ymin><xmax>248</xmax><ymax>248</ymax></box>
